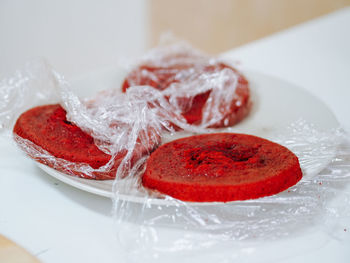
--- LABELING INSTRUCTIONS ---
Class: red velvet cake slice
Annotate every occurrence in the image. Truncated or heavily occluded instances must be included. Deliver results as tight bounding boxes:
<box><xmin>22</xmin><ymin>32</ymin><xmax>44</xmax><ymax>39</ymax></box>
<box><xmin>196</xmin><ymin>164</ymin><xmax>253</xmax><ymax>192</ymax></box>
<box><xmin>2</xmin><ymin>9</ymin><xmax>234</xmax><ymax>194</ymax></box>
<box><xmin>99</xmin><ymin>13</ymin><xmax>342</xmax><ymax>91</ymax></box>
<box><xmin>13</xmin><ymin>104</ymin><xmax>159</xmax><ymax>180</ymax></box>
<box><xmin>122</xmin><ymin>56</ymin><xmax>251</xmax><ymax>128</ymax></box>
<box><xmin>142</xmin><ymin>133</ymin><xmax>302</xmax><ymax>202</ymax></box>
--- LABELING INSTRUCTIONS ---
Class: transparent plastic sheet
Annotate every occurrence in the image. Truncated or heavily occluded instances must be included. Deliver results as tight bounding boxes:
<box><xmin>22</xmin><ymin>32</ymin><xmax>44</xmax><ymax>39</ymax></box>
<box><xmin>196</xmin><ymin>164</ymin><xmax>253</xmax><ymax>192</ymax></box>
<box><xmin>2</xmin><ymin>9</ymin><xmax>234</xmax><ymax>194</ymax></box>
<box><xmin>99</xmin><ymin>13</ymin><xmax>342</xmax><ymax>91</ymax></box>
<box><xmin>122</xmin><ymin>41</ymin><xmax>249</xmax><ymax>129</ymax></box>
<box><xmin>0</xmin><ymin>60</ymin><xmax>61</xmax><ymax>130</ymax></box>
<box><xmin>113</xmin><ymin>123</ymin><xmax>350</xmax><ymax>263</ymax></box>
<box><xmin>0</xmin><ymin>42</ymin><xmax>248</xmax><ymax>180</ymax></box>
<box><xmin>0</xmin><ymin>44</ymin><xmax>349</xmax><ymax>263</ymax></box>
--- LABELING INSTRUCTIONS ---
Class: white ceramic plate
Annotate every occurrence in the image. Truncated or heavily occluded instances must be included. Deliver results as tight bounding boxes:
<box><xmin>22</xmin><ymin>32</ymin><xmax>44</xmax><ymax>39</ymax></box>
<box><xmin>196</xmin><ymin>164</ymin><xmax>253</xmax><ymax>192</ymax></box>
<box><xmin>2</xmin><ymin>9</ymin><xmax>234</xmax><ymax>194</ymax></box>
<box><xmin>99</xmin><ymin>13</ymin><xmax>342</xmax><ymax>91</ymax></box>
<box><xmin>36</xmin><ymin>69</ymin><xmax>339</xmax><ymax>205</ymax></box>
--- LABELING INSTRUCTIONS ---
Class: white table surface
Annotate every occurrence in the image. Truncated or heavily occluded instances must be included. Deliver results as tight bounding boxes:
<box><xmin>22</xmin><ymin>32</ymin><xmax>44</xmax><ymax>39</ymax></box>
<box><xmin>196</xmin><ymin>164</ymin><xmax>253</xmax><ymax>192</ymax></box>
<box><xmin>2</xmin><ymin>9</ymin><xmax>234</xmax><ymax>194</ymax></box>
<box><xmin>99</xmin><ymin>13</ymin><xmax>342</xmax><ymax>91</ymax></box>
<box><xmin>1</xmin><ymin>6</ymin><xmax>350</xmax><ymax>263</ymax></box>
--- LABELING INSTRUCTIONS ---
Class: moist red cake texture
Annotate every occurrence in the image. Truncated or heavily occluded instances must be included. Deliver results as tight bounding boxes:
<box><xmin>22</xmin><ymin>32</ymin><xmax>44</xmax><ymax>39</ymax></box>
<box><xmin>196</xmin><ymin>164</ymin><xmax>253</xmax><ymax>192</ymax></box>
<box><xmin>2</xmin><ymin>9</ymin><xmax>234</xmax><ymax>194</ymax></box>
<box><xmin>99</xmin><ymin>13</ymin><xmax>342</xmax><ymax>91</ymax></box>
<box><xmin>13</xmin><ymin>104</ymin><xmax>158</xmax><ymax>180</ymax></box>
<box><xmin>142</xmin><ymin>133</ymin><xmax>302</xmax><ymax>202</ymax></box>
<box><xmin>122</xmin><ymin>57</ymin><xmax>251</xmax><ymax>128</ymax></box>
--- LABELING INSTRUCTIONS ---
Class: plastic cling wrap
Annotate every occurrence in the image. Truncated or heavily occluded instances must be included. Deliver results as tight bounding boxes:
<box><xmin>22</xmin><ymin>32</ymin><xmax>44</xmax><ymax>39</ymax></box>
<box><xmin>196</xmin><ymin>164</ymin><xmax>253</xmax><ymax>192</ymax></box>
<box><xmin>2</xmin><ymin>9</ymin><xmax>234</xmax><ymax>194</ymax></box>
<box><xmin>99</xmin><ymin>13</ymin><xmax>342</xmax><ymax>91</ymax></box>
<box><xmin>0</xmin><ymin>43</ymin><xmax>350</xmax><ymax>263</ymax></box>
<box><xmin>1</xmin><ymin>43</ymin><xmax>251</xmax><ymax>180</ymax></box>
<box><xmin>0</xmin><ymin>60</ymin><xmax>162</xmax><ymax>180</ymax></box>
<box><xmin>122</xmin><ymin>42</ymin><xmax>251</xmax><ymax>129</ymax></box>
<box><xmin>113</xmin><ymin>124</ymin><xmax>350</xmax><ymax>262</ymax></box>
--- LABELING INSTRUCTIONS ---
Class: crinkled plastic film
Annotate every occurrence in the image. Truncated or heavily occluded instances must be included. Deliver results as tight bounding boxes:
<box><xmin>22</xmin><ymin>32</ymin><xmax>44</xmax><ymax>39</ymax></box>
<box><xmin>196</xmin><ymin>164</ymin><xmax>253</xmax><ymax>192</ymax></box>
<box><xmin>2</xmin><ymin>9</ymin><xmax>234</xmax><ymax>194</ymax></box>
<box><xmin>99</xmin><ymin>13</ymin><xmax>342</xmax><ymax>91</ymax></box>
<box><xmin>122</xmin><ymin>41</ymin><xmax>250</xmax><ymax>129</ymax></box>
<box><xmin>113</xmin><ymin>123</ymin><xmax>350</xmax><ymax>262</ymax></box>
<box><xmin>0</xmin><ymin>60</ymin><xmax>61</xmax><ymax>130</ymax></box>
<box><xmin>0</xmin><ymin>43</ymin><xmax>249</xmax><ymax>179</ymax></box>
<box><xmin>0</xmin><ymin>43</ymin><xmax>350</xmax><ymax>262</ymax></box>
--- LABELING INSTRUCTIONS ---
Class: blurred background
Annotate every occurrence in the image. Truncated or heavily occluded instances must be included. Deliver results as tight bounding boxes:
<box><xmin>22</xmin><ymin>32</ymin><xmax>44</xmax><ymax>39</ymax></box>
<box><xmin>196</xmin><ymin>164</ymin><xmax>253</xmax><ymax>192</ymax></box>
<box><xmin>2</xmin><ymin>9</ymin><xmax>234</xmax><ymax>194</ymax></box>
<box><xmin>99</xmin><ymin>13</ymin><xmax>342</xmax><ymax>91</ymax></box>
<box><xmin>0</xmin><ymin>0</ymin><xmax>349</xmax><ymax>78</ymax></box>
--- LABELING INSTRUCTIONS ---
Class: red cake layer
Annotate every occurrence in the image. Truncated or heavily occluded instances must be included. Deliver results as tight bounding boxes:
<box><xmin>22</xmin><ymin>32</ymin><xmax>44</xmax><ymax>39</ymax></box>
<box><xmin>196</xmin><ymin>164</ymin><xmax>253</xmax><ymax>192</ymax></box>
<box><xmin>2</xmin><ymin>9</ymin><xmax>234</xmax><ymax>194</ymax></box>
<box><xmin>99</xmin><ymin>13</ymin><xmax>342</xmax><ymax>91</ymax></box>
<box><xmin>122</xmin><ymin>58</ymin><xmax>251</xmax><ymax>128</ymax></box>
<box><xmin>13</xmin><ymin>104</ymin><xmax>159</xmax><ymax>180</ymax></box>
<box><xmin>142</xmin><ymin>133</ymin><xmax>302</xmax><ymax>202</ymax></box>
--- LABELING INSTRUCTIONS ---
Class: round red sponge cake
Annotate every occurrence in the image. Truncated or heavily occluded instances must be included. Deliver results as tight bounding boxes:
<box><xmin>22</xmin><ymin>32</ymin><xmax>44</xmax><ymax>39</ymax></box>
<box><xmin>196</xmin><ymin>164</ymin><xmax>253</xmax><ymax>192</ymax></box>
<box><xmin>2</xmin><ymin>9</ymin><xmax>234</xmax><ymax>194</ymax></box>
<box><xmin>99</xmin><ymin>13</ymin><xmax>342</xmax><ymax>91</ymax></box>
<box><xmin>13</xmin><ymin>104</ymin><xmax>158</xmax><ymax>180</ymax></box>
<box><xmin>122</xmin><ymin>60</ymin><xmax>251</xmax><ymax>128</ymax></box>
<box><xmin>142</xmin><ymin>133</ymin><xmax>302</xmax><ymax>202</ymax></box>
